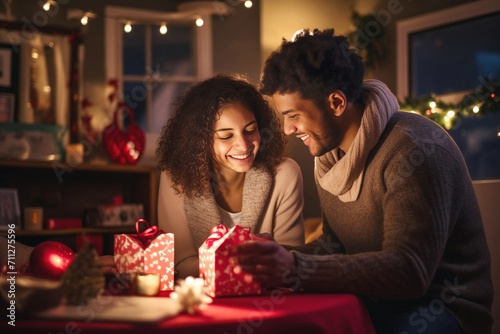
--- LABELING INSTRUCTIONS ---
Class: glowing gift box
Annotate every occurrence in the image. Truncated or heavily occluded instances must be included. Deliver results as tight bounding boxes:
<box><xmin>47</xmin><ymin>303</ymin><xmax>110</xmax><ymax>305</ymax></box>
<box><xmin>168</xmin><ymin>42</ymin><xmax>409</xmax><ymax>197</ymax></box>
<box><xmin>199</xmin><ymin>224</ymin><xmax>261</xmax><ymax>297</ymax></box>
<box><xmin>114</xmin><ymin>219</ymin><xmax>174</xmax><ymax>291</ymax></box>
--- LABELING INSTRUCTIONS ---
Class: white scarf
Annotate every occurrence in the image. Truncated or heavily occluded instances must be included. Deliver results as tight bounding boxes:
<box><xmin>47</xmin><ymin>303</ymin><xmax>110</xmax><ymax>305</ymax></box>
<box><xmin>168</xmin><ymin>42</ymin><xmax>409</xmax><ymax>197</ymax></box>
<box><xmin>314</xmin><ymin>79</ymin><xmax>399</xmax><ymax>202</ymax></box>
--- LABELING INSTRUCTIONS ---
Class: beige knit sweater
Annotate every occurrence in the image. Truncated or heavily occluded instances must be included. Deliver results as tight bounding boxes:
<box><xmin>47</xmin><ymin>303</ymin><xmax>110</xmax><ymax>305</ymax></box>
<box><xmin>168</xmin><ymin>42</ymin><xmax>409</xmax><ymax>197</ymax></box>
<box><xmin>158</xmin><ymin>158</ymin><xmax>305</xmax><ymax>279</ymax></box>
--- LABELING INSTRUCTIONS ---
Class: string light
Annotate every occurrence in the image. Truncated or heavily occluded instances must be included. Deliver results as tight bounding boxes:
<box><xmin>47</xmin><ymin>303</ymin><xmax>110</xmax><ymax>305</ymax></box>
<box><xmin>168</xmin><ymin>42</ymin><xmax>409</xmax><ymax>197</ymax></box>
<box><xmin>67</xmin><ymin>9</ymin><xmax>97</xmax><ymax>26</ymax></box>
<box><xmin>31</xmin><ymin>49</ymin><xmax>39</xmax><ymax>59</ymax></box>
<box><xmin>48</xmin><ymin>2</ymin><xmax>240</xmax><ymax>32</ymax></box>
<box><xmin>42</xmin><ymin>0</ymin><xmax>56</xmax><ymax>12</ymax></box>
<box><xmin>124</xmin><ymin>21</ymin><xmax>132</xmax><ymax>33</ymax></box>
<box><xmin>399</xmin><ymin>82</ymin><xmax>500</xmax><ymax>130</ymax></box>
<box><xmin>244</xmin><ymin>1</ymin><xmax>253</xmax><ymax>8</ymax></box>
<box><xmin>81</xmin><ymin>15</ymin><xmax>89</xmax><ymax>26</ymax></box>
<box><xmin>159</xmin><ymin>22</ymin><xmax>168</xmax><ymax>35</ymax></box>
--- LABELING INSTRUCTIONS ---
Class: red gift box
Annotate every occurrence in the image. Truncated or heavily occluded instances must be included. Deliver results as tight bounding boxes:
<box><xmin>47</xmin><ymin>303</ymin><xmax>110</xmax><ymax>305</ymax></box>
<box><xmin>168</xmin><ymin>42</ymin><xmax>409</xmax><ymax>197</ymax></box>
<box><xmin>114</xmin><ymin>219</ymin><xmax>174</xmax><ymax>291</ymax></box>
<box><xmin>199</xmin><ymin>224</ymin><xmax>261</xmax><ymax>297</ymax></box>
<box><xmin>45</xmin><ymin>218</ymin><xmax>82</xmax><ymax>230</ymax></box>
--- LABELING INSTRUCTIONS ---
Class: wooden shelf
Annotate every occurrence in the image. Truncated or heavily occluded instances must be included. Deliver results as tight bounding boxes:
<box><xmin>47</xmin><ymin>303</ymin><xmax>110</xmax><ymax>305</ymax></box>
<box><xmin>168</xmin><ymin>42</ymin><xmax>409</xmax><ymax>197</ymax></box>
<box><xmin>0</xmin><ymin>159</ymin><xmax>156</xmax><ymax>173</ymax></box>
<box><xmin>0</xmin><ymin>159</ymin><xmax>159</xmax><ymax>254</ymax></box>
<box><xmin>1</xmin><ymin>226</ymin><xmax>136</xmax><ymax>237</ymax></box>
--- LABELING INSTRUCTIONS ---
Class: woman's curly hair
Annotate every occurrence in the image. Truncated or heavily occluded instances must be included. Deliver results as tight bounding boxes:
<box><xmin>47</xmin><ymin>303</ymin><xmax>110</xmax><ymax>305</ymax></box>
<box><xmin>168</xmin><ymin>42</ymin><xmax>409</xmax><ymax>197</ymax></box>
<box><xmin>156</xmin><ymin>74</ymin><xmax>286</xmax><ymax>198</ymax></box>
<box><xmin>260</xmin><ymin>28</ymin><xmax>365</xmax><ymax>107</ymax></box>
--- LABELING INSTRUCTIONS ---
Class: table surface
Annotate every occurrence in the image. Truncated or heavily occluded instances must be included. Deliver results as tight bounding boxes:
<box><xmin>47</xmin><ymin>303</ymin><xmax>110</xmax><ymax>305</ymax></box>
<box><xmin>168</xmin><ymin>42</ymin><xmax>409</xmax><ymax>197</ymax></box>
<box><xmin>2</xmin><ymin>291</ymin><xmax>376</xmax><ymax>334</ymax></box>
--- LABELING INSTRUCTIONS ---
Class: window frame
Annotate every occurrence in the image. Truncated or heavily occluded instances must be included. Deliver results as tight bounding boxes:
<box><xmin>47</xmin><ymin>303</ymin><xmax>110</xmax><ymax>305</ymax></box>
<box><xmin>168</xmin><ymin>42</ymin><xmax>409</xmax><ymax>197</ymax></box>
<box><xmin>104</xmin><ymin>5</ymin><xmax>216</xmax><ymax>133</ymax></box>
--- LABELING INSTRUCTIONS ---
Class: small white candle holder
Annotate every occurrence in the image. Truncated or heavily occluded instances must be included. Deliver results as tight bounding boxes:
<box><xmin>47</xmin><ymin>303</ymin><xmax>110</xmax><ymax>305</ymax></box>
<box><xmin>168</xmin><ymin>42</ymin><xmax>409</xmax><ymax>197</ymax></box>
<box><xmin>135</xmin><ymin>273</ymin><xmax>160</xmax><ymax>296</ymax></box>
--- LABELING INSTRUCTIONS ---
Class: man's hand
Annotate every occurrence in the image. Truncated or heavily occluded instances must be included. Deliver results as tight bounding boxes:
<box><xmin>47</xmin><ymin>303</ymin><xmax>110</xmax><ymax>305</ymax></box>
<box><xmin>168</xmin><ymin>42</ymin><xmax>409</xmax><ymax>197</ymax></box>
<box><xmin>233</xmin><ymin>240</ymin><xmax>295</xmax><ymax>288</ymax></box>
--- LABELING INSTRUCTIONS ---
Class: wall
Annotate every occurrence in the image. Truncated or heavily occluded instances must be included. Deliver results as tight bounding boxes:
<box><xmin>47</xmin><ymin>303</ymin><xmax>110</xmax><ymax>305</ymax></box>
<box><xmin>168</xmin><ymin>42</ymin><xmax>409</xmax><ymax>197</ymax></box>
<box><xmin>213</xmin><ymin>1</ymin><xmax>261</xmax><ymax>85</ymax></box>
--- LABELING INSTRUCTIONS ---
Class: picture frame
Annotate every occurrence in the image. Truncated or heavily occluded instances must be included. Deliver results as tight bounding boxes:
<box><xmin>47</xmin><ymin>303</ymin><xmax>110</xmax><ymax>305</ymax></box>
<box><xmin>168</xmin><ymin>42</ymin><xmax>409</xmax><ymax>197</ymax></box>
<box><xmin>0</xmin><ymin>188</ymin><xmax>21</xmax><ymax>230</ymax></box>
<box><xmin>0</xmin><ymin>93</ymin><xmax>14</xmax><ymax>122</ymax></box>
<box><xmin>0</xmin><ymin>47</ymin><xmax>12</xmax><ymax>87</ymax></box>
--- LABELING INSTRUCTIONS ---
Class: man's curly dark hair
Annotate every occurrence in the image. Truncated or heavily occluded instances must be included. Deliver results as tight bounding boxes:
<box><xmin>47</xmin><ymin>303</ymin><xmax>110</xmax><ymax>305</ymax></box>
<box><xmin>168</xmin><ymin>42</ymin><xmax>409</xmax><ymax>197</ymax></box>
<box><xmin>156</xmin><ymin>74</ymin><xmax>286</xmax><ymax>198</ymax></box>
<box><xmin>260</xmin><ymin>28</ymin><xmax>365</xmax><ymax>107</ymax></box>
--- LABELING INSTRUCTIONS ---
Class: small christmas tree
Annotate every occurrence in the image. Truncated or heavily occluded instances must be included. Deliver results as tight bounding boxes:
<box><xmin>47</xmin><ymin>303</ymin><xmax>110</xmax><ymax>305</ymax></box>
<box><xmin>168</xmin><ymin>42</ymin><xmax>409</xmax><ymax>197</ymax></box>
<box><xmin>62</xmin><ymin>242</ymin><xmax>105</xmax><ymax>305</ymax></box>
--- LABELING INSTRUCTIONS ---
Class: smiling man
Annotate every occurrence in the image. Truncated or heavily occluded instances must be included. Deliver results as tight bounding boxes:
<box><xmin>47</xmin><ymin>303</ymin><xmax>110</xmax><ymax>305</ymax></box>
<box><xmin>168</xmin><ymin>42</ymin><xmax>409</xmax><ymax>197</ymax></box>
<box><xmin>234</xmin><ymin>29</ymin><xmax>493</xmax><ymax>334</ymax></box>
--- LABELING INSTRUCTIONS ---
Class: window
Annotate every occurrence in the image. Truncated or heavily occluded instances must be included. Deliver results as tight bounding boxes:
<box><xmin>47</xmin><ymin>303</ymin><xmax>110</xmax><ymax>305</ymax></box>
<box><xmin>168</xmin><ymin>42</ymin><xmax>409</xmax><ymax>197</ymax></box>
<box><xmin>397</xmin><ymin>0</ymin><xmax>500</xmax><ymax>180</ymax></box>
<box><xmin>408</xmin><ymin>12</ymin><xmax>500</xmax><ymax>99</ymax></box>
<box><xmin>121</xmin><ymin>23</ymin><xmax>197</xmax><ymax>132</ymax></box>
<box><xmin>105</xmin><ymin>4</ymin><xmax>228</xmax><ymax>144</ymax></box>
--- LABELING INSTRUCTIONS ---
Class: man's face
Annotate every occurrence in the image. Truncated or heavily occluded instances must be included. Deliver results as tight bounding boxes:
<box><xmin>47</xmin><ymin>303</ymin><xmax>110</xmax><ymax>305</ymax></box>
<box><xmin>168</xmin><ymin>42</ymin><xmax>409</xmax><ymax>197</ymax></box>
<box><xmin>272</xmin><ymin>92</ymin><xmax>341</xmax><ymax>157</ymax></box>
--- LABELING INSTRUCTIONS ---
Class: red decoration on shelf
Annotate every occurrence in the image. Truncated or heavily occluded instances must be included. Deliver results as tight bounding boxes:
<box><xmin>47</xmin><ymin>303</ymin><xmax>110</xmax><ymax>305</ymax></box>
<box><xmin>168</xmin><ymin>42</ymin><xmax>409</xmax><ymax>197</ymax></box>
<box><xmin>29</xmin><ymin>241</ymin><xmax>75</xmax><ymax>281</ymax></box>
<box><xmin>102</xmin><ymin>103</ymin><xmax>145</xmax><ymax>165</ymax></box>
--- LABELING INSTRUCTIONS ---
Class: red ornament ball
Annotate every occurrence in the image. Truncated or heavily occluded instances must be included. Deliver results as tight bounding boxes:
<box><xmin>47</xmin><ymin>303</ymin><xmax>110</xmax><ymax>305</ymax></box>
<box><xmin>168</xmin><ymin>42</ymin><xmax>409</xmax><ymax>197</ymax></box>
<box><xmin>29</xmin><ymin>241</ymin><xmax>75</xmax><ymax>281</ymax></box>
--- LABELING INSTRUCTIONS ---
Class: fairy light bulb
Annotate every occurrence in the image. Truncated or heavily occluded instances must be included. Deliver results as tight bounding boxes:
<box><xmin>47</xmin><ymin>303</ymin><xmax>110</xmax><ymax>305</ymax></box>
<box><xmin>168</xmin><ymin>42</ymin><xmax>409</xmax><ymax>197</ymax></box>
<box><xmin>195</xmin><ymin>17</ymin><xmax>204</xmax><ymax>27</ymax></box>
<box><xmin>124</xmin><ymin>21</ymin><xmax>132</xmax><ymax>33</ymax></box>
<box><xmin>81</xmin><ymin>15</ymin><xmax>89</xmax><ymax>26</ymax></box>
<box><xmin>244</xmin><ymin>0</ymin><xmax>253</xmax><ymax>8</ymax></box>
<box><xmin>429</xmin><ymin>101</ymin><xmax>436</xmax><ymax>109</ymax></box>
<box><xmin>447</xmin><ymin>110</ymin><xmax>455</xmax><ymax>118</ymax></box>
<box><xmin>43</xmin><ymin>1</ymin><xmax>51</xmax><ymax>11</ymax></box>
<box><xmin>473</xmin><ymin>106</ymin><xmax>480</xmax><ymax>113</ymax></box>
<box><xmin>160</xmin><ymin>23</ymin><xmax>168</xmax><ymax>35</ymax></box>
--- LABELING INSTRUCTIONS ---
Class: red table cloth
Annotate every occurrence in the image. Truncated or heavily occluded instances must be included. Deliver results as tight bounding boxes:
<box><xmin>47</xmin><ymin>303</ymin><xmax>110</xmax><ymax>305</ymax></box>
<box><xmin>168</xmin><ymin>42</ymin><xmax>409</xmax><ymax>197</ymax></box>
<box><xmin>2</xmin><ymin>292</ymin><xmax>376</xmax><ymax>334</ymax></box>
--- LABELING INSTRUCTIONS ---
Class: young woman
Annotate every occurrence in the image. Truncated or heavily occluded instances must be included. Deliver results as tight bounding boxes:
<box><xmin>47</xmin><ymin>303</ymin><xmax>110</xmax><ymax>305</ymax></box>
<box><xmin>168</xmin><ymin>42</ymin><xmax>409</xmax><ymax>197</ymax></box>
<box><xmin>156</xmin><ymin>74</ymin><xmax>304</xmax><ymax>279</ymax></box>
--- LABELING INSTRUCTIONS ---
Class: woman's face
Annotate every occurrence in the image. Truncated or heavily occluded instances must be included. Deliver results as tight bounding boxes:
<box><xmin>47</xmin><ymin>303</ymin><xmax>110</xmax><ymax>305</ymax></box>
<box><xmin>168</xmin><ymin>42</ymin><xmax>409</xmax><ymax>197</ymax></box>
<box><xmin>212</xmin><ymin>102</ymin><xmax>260</xmax><ymax>175</ymax></box>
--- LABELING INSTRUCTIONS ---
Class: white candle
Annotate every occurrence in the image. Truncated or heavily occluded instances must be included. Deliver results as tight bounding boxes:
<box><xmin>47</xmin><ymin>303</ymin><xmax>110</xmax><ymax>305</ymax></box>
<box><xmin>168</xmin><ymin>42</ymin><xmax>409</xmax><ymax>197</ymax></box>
<box><xmin>135</xmin><ymin>273</ymin><xmax>160</xmax><ymax>296</ymax></box>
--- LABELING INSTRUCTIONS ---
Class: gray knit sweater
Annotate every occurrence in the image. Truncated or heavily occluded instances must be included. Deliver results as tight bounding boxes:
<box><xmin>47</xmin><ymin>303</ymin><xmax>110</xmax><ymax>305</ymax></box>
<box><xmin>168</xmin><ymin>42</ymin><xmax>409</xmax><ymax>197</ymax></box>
<box><xmin>288</xmin><ymin>112</ymin><xmax>493</xmax><ymax>334</ymax></box>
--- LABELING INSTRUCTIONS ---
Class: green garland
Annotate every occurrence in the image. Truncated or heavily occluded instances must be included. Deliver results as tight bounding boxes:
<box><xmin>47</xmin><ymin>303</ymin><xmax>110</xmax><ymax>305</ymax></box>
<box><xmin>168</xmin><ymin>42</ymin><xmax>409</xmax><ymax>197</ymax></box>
<box><xmin>399</xmin><ymin>82</ymin><xmax>500</xmax><ymax>129</ymax></box>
